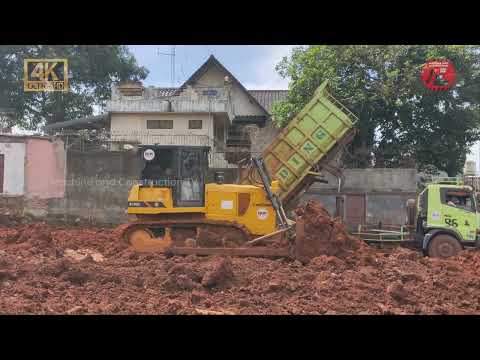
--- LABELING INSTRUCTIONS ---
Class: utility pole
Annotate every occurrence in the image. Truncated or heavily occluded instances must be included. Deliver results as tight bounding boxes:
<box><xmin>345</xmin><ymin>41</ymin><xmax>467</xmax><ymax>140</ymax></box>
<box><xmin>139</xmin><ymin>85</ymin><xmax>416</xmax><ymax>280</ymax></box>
<box><xmin>158</xmin><ymin>46</ymin><xmax>176</xmax><ymax>87</ymax></box>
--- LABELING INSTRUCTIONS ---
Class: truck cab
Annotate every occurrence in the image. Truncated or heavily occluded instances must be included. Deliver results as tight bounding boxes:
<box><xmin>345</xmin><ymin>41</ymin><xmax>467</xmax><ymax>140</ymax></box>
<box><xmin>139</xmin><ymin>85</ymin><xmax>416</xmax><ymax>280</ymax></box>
<box><xmin>417</xmin><ymin>178</ymin><xmax>480</xmax><ymax>258</ymax></box>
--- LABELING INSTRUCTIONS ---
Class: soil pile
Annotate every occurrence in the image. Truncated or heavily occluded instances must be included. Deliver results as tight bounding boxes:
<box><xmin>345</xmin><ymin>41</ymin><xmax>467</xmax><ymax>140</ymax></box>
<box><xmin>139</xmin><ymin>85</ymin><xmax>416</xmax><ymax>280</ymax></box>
<box><xmin>294</xmin><ymin>200</ymin><xmax>374</xmax><ymax>265</ymax></box>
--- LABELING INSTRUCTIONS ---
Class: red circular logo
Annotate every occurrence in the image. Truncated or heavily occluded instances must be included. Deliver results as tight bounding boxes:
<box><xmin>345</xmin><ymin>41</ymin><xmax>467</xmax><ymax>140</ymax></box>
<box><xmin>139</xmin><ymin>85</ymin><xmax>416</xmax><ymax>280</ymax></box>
<box><xmin>421</xmin><ymin>59</ymin><xmax>456</xmax><ymax>91</ymax></box>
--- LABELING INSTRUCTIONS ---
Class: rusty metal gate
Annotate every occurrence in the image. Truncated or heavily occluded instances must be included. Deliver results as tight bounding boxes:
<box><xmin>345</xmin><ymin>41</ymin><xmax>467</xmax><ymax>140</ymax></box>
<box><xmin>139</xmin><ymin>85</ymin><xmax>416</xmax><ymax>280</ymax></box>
<box><xmin>345</xmin><ymin>194</ymin><xmax>365</xmax><ymax>229</ymax></box>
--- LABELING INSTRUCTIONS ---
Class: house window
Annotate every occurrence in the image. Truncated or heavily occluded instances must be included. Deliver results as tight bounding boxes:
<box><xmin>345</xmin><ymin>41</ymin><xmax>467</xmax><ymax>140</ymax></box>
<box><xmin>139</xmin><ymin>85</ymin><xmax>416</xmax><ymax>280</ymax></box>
<box><xmin>147</xmin><ymin>120</ymin><xmax>173</xmax><ymax>129</ymax></box>
<box><xmin>189</xmin><ymin>120</ymin><xmax>203</xmax><ymax>129</ymax></box>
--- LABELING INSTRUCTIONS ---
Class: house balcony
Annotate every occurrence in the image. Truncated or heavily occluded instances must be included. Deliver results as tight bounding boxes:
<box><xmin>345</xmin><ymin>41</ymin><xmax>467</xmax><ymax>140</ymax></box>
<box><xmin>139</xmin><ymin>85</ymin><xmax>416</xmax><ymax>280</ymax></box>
<box><xmin>109</xmin><ymin>132</ymin><xmax>215</xmax><ymax>147</ymax></box>
<box><xmin>106</xmin><ymin>97</ymin><xmax>230</xmax><ymax>115</ymax></box>
<box><xmin>225</xmin><ymin>127</ymin><xmax>251</xmax><ymax>148</ymax></box>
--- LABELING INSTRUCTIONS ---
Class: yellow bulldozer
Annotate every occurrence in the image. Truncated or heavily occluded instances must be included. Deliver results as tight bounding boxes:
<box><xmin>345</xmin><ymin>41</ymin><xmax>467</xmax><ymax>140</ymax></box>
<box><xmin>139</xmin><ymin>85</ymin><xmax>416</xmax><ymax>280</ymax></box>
<box><xmin>121</xmin><ymin>152</ymin><xmax>295</xmax><ymax>257</ymax></box>
<box><xmin>118</xmin><ymin>81</ymin><xmax>358</xmax><ymax>259</ymax></box>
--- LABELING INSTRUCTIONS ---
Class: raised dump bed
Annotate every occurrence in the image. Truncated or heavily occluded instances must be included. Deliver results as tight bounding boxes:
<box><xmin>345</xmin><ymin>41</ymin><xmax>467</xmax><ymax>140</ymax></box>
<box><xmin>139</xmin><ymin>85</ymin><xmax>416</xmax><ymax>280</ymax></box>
<box><xmin>240</xmin><ymin>80</ymin><xmax>358</xmax><ymax>205</ymax></box>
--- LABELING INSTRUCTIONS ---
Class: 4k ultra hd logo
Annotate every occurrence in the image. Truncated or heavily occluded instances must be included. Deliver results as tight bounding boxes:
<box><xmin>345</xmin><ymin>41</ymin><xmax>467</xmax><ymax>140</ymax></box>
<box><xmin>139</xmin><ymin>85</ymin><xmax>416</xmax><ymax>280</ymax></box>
<box><xmin>24</xmin><ymin>59</ymin><xmax>68</xmax><ymax>92</ymax></box>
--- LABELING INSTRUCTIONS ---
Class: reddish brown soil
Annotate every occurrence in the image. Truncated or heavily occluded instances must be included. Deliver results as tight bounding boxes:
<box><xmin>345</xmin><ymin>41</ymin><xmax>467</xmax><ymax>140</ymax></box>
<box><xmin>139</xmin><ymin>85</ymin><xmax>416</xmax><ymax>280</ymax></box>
<box><xmin>1</xmin><ymin>201</ymin><xmax>480</xmax><ymax>315</ymax></box>
<box><xmin>294</xmin><ymin>200</ymin><xmax>374</xmax><ymax>264</ymax></box>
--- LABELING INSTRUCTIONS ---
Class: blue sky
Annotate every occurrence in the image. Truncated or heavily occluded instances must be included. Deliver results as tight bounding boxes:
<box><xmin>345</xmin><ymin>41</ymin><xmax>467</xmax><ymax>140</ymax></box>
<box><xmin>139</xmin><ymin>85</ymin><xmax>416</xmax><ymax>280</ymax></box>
<box><xmin>128</xmin><ymin>45</ymin><xmax>298</xmax><ymax>89</ymax></box>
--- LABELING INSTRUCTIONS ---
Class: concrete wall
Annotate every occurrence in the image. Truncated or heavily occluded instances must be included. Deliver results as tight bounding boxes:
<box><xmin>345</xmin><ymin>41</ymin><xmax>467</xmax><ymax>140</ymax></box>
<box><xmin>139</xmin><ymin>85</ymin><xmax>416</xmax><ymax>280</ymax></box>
<box><xmin>301</xmin><ymin>193</ymin><xmax>338</xmax><ymax>215</ymax></box>
<box><xmin>45</xmin><ymin>149</ymin><xmax>242</xmax><ymax>225</ymax></box>
<box><xmin>301</xmin><ymin>191</ymin><xmax>414</xmax><ymax>230</ymax></box>
<box><xmin>48</xmin><ymin>150</ymin><xmax>140</xmax><ymax>224</ymax></box>
<box><xmin>0</xmin><ymin>134</ymin><xmax>418</xmax><ymax>228</ymax></box>
<box><xmin>0</xmin><ymin>196</ymin><xmax>24</xmax><ymax>217</ymax></box>
<box><xmin>51</xmin><ymin>159</ymin><xmax>417</xmax><ymax>226</ymax></box>
<box><xmin>303</xmin><ymin>168</ymin><xmax>418</xmax><ymax>228</ymax></box>
<box><xmin>309</xmin><ymin>168</ymin><xmax>417</xmax><ymax>193</ymax></box>
<box><xmin>0</xmin><ymin>141</ymin><xmax>25</xmax><ymax>195</ymax></box>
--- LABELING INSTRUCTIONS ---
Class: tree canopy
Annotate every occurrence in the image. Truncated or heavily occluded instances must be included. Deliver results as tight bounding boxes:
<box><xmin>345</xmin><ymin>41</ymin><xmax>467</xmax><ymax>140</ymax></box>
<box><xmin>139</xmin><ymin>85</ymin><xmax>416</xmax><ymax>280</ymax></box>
<box><xmin>0</xmin><ymin>45</ymin><xmax>148</xmax><ymax>131</ymax></box>
<box><xmin>271</xmin><ymin>45</ymin><xmax>480</xmax><ymax>176</ymax></box>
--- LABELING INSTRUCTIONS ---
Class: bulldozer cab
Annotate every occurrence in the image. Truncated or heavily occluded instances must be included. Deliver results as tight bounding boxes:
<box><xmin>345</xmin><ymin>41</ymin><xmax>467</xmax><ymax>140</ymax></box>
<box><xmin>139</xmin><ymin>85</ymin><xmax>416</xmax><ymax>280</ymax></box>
<box><xmin>138</xmin><ymin>145</ymin><xmax>209</xmax><ymax>207</ymax></box>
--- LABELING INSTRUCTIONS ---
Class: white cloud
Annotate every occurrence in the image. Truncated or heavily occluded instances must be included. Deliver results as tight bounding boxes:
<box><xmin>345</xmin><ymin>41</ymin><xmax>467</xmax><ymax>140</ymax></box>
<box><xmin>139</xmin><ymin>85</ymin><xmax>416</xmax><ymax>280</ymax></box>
<box><xmin>243</xmin><ymin>45</ymin><xmax>299</xmax><ymax>90</ymax></box>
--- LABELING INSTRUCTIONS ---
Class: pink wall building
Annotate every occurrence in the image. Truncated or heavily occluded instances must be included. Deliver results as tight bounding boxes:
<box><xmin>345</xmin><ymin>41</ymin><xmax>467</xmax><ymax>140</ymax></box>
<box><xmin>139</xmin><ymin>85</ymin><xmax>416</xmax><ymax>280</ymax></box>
<box><xmin>25</xmin><ymin>138</ymin><xmax>66</xmax><ymax>199</ymax></box>
<box><xmin>0</xmin><ymin>135</ymin><xmax>66</xmax><ymax>218</ymax></box>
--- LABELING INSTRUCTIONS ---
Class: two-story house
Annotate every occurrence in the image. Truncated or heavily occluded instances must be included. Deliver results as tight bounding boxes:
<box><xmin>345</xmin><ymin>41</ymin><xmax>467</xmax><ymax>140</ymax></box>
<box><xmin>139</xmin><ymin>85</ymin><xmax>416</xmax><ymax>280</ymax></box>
<box><xmin>46</xmin><ymin>55</ymin><xmax>288</xmax><ymax>170</ymax></box>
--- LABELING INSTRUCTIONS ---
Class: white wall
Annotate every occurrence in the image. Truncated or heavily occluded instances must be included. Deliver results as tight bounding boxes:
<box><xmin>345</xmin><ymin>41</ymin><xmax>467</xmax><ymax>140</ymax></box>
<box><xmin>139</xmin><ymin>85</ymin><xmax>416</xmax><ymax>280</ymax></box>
<box><xmin>110</xmin><ymin>113</ymin><xmax>214</xmax><ymax>146</ymax></box>
<box><xmin>0</xmin><ymin>142</ymin><xmax>25</xmax><ymax>195</ymax></box>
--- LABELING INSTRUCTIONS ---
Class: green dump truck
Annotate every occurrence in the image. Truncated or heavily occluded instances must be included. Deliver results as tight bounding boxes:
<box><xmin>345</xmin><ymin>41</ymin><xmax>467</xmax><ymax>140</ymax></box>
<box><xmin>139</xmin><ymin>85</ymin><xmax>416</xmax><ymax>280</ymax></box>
<box><xmin>414</xmin><ymin>177</ymin><xmax>480</xmax><ymax>258</ymax></box>
<box><xmin>240</xmin><ymin>80</ymin><xmax>358</xmax><ymax>206</ymax></box>
<box><xmin>239</xmin><ymin>80</ymin><xmax>480</xmax><ymax>259</ymax></box>
<box><xmin>357</xmin><ymin>176</ymin><xmax>480</xmax><ymax>258</ymax></box>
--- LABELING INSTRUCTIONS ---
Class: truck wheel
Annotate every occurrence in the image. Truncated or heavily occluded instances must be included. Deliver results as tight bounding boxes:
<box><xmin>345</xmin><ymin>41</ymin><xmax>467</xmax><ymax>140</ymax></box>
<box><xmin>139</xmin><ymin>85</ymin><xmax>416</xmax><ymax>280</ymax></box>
<box><xmin>427</xmin><ymin>234</ymin><xmax>462</xmax><ymax>258</ymax></box>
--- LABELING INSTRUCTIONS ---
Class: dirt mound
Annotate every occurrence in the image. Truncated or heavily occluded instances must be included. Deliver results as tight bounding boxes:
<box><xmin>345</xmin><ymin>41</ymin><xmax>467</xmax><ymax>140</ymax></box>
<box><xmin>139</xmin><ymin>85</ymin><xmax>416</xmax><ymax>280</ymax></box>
<box><xmin>163</xmin><ymin>262</ymin><xmax>203</xmax><ymax>290</ymax></box>
<box><xmin>162</xmin><ymin>256</ymin><xmax>235</xmax><ymax>290</ymax></box>
<box><xmin>294</xmin><ymin>200</ymin><xmax>373</xmax><ymax>264</ymax></box>
<box><xmin>201</xmin><ymin>257</ymin><xmax>234</xmax><ymax>288</ymax></box>
<box><xmin>1</xmin><ymin>218</ymin><xmax>480</xmax><ymax>314</ymax></box>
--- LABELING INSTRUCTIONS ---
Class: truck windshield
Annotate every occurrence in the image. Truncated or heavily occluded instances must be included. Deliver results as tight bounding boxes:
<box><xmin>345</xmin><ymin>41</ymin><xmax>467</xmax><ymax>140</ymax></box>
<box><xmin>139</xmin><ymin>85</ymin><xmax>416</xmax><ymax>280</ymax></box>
<box><xmin>441</xmin><ymin>188</ymin><xmax>476</xmax><ymax>212</ymax></box>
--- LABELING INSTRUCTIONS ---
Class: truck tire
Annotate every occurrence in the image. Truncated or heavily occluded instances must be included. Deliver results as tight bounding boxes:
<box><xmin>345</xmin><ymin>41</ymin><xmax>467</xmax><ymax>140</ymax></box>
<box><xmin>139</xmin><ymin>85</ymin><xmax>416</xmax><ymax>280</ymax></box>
<box><xmin>427</xmin><ymin>234</ymin><xmax>462</xmax><ymax>259</ymax></box>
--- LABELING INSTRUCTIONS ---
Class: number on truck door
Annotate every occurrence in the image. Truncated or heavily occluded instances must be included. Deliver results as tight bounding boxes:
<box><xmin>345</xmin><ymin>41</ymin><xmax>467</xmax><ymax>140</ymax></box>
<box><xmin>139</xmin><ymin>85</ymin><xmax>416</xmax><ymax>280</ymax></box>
<box><xmin>444</xmin><ymin>218</ymin><xmax>458</xmax><ymax>227</ymax></box>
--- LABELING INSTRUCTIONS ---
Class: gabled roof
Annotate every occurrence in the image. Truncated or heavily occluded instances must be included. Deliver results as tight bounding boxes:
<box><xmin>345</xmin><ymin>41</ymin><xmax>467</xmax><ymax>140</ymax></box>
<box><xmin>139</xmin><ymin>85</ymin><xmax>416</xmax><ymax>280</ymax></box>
<box><xmin>175</xmin><ymin>55</ymin><xmax>271</xmax><ymax>115</ymax></box>
<box><xmin>248</xmin><ymin>90</ymin><xmax>288</xmax><ymax>111</ymax></box>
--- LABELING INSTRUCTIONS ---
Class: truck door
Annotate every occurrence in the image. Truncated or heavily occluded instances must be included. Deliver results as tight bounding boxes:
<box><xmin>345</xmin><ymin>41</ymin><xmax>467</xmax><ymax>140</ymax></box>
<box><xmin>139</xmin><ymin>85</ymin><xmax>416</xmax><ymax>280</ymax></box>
<box><xmin>438</xmin><ymin>188</ymin><xmax>477</xmax><ymax>243</ymax></box>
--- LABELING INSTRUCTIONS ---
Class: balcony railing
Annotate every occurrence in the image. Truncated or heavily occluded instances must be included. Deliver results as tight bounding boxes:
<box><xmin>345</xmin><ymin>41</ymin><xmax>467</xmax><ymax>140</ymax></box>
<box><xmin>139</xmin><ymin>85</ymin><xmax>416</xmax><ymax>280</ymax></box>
<box><xmin>106</xmin><ymin>98</ymin><xmax>229</xmax><ymax>114</ymax></box>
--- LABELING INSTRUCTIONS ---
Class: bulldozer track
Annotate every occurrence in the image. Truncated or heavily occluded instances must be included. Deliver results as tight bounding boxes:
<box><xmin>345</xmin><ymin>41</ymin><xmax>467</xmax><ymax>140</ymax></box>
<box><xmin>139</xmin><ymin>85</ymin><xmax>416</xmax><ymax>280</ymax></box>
<box><xmin>118</xmin><ymin>218</ymin><xmax>252</xmax><ymax>246</ymax></box>
<box><xmin>114</xmin><ymin>217</ymin><xmax>297</xmax><ymax>258</ymax></box>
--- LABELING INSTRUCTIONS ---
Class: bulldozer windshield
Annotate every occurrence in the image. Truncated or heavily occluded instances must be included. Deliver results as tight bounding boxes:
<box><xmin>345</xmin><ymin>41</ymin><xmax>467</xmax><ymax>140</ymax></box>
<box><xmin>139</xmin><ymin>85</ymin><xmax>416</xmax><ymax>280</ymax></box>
<box><xmin>138</xmin><ymin>145</ymin><xmax>209</xmax><ymax>207</ymax></box>
<box><xmin>141</xmin><ymin>149</ymin><xmax>175</xmax><ymax>182</ymax></box>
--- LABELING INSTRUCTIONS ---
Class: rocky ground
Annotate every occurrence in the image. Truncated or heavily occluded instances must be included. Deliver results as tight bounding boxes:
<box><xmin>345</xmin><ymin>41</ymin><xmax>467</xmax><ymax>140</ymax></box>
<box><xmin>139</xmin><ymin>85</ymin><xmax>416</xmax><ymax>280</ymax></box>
<box><xmin>1</xmin><ymin>200</ymin><xmax>480</xmax><ymax>315</ymax></box>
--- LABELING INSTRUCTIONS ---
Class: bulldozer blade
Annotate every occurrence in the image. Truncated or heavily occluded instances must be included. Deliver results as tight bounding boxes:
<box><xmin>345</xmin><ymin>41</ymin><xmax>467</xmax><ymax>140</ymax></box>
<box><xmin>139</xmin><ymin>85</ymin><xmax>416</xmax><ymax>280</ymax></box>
<box><xmin>164</xmin><ymin>246</ymin><xmax>291</xmax><ymax>258</ymax></box>
<box><xmin>245</xmin><ymin>227</ymin><xmax>290</xmax><ymax>246</ymax></box>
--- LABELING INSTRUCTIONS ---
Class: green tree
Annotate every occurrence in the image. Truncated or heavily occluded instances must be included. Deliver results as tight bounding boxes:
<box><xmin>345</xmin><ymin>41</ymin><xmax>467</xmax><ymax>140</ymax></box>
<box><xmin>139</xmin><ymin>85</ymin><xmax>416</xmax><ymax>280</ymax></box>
<box><xmin>272</xmin><ymin>45</ymin><xmax>480</xmax><ymax>176</ymax></box>
<box><xmin>0</xmin><ymin>45</ymin><xmax>148</xmax><ymax>131</ymax></box>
